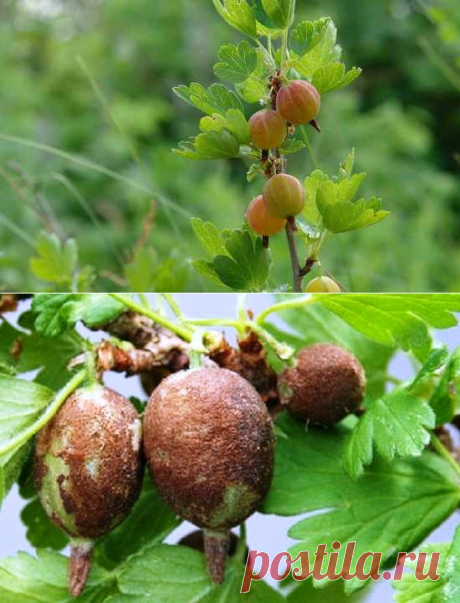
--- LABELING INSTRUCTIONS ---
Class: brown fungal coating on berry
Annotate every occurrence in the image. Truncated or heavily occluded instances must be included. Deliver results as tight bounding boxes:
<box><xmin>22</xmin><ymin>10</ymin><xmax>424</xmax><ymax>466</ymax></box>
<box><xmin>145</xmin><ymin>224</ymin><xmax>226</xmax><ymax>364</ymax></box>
<box><xmin>143</xmin><ymin>368</ymin><xmax>275</xmax><ymax>532</ymax></box>
<box><xmin>34</xmin><ymin>385</ymin><xmax>144</xmax><ymax>540</ymax></box>
<box><xmin>278</xmin><ymin>344</ymin><xmax>366</xmax><ymax>425</ymax></box>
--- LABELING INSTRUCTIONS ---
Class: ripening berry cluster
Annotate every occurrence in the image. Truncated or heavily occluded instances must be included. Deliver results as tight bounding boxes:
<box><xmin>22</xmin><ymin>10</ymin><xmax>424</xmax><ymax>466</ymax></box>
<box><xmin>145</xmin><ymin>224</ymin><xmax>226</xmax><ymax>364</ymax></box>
<box><xmin>246</xmin><ymin>80</ymin><xmax>321</xmax><ymax>238</ymax></box>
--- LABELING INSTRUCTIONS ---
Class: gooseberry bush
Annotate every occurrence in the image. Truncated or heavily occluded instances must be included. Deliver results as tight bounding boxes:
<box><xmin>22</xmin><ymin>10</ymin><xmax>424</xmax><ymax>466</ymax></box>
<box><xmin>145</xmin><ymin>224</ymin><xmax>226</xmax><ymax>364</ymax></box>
<box><xmin>0</xmin><ymin>293</ymin><xmax>460</xmax><ymax>601</ymax></box>
<box><xmin>175</xmin><ymin>0</ymin><xmax>390</xmax><ymax>292</ymax></box>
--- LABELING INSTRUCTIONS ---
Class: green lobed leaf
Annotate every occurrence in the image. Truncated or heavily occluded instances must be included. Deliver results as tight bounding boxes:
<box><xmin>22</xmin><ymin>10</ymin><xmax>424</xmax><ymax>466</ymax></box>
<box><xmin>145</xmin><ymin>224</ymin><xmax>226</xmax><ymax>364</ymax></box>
<box><xmin>200</xmin><ymin>109</ymin><xmax>250</xmax><ymax>145</ymax></box>
<box><xmin>318</xmin><ymin>196</ymin><xmax>390</xmax><ymax>234</ymax></box>
<box><xmin>294</xmin><ymin>218</ymin><xmax>322</xmax><ymax>246</ymax></box>
<box><xmin>344</xmin><ymin>387</ymin><xmax>436</xmax><ymax>478</ymax></box>
<box><xmin>0</xmin><ymin>549</ymin><xmax>114</xmax><ymax>602</ymax></box>
<box><xmin>173</xmin><ymin>83</ymin><xmax>244</xmax><ymax>117</ymax></box>
<box><xmin>288</xmin><ymin>579</ymin><xmax>366</xmax><ymax>602</ymax></box>
<box><xmin>213</xmin><ymin>0</ymin><xmax>257</xmax><ymax>38</ymax></box>
<box><xmin>29</xmin><ymin>232</ymin><xmax>78</xmax><ymax>286</ymax></box>
<box><xmin>14</xmin><ymin>311</ymin><xmax>82</xmax><ymax>390</ymax></box>
<box><xmin>246</xmin><ymin>161</ymin><xmax>265</xmax><ymax>183</ymax></box>
<box><xmin>247</xmin><ymin>0</ymin><xmax>282</xmax><ymax>34</ymax></box>
<box><xmin>392</xmin><ymin>543</ymin><xmax>451</xmax><ymax>603</ymax></box>
<box><xmin>106</xmin><ymin>544</ymin><xmax>284</xmax><ymax>603</ymax></box>
<box><xmin>32</xmin><ymin>293</ymin><xmax>125</xmax><ymax>337</ymax></box>
<box><xmin>1</xmin><ymin>444</ymin><xmax>31</xmax><ymax>502</ymax></box>
<box><xmin>213</xmin><ymin>229</ymin><xmax>271</xmax><ymax>291</ymax></box>
<box><xmin>279</xmin><ymin>139</ymin><xmax>306</xmax><ymax>155</ymax></box>
<box><xmin>429</xmin><ymin>347</ymin><xmax>460</xmax><ymax>425</ymax></box>
<box><xmin>339</xmin><ymin>149</ymin><xmax>356</xmax><ymax>178</ymax></box>
<box><xmin>214</xmin><ymin>41</ymin><xmax>258</xmax><ymax>83</ymax></box>
<box><xmin>0</xmin><ymin>319</ymin><xmax>22</xmax><ymax>375</ymax></box>
<box><xmin>303</xmin><ymin>161</ymin><xmax>385</xmax><ymax>233</ymax></box>
<box><xmin>290</xmin><ymin>18</ymin><xmax>331</xmax><ymax>56</ymax></box>
<box><xmin>411</xmin><ymin>347</ymin><xmax>450</xmax><ymax>390</ymax></box>
<box><xmin>260</xmin><ymin>0</ymin><xmax>296</xmax><ymax>29</ymax></box>
<box><xmin>303</xmin><ymin>169</ymin><xmax>327</xmax><ymax>225</ymax></box>
<box><xmin>314</xmin><ymin>294</ymin><xmax>460</xmax><ymax>353</ymax></box>
<box><xmin>236</xmin><ymin>48</ymin><xmax>273</xmax><ymax>104</ymax></box>
<box><xmin>174</xmin><ymin>130</ymin><xmax>241</xmax><ymax>161</ymax></box>
<box><xmin>290</xmin><ymin>20</ymin><xmax>341</xmax><ymax>79</ymax></box>
<box><xmin>263</xmin><ymin>413</ymin><xmax>460</xmax><ymax>594</ymax></box>
<box><xmin>191</xmin><ymin>218</ymin><xmax>229</xmax><ymax>258</ymax></box>
<box><xmin>0</xmin><ymin>375</ymin><xmax>54</xmax><ymax>458</ymax></box>
<box><xmin>444</xmin><ymin>524</ymin><xmax>460</xmax><ymax>602</ymax></box>
<box><xmin>192</xmin><ymin>260</ymin><xmax>226</xmax><ymax>287</ymax></box>
<box><xmin>21</xmin><ymin>496</ymin><xmax>69</xmax><ymax>551</ymax></box>
<box><xmin>0</xmin><ymin>374</ymin><xmax>61</xmax><ymax>499</ymax></box>
<box><xmin>312</xmin><ymin>63</ymin><xmax>362</xmax><ymax>95</ymax></box>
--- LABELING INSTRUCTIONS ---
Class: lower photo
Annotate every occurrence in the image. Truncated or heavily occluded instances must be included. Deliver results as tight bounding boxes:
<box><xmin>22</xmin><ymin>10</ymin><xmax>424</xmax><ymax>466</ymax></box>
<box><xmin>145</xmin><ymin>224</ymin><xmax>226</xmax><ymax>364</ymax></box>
<box><xmin>0</xmin><ymin>293</ymin><xmax>459</xmax><ymax>603</ymax></box>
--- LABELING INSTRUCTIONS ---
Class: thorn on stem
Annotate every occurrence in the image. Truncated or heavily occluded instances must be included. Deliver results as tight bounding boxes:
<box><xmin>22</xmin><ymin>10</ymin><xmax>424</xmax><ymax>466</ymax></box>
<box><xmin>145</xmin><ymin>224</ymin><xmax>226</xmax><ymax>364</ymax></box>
<box><xmin>287</xmin><ymin>216</ymin><xmax>298</xmax><ymax>232</ymax></box>
<box><xmin>309</xmin><ymin>119</ymin><xmax>321</xmax><ymax>133</ymax></box>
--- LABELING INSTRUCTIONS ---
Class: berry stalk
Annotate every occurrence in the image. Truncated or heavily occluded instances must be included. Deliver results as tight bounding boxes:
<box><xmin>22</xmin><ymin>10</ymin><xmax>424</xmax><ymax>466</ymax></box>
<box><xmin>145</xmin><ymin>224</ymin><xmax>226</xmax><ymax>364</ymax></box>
<box><xmin>203</xmin><ymin>530</ymin><xmax>231</xmax><ymax>584</ymax></box>
<box><xmin>69</xmin><ymin>540</ymin><xmax>93</xmax><ymax>598</ymax></box>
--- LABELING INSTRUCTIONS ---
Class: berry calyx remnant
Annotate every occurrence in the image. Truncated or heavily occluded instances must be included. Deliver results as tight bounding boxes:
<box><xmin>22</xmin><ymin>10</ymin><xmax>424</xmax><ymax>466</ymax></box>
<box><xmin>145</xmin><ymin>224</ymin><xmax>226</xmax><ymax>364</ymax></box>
<box><xmin>34</xmin><ymin>385</ymin><xmax>143</xmax><ymax>597</ymax></box>
<box><xmin>263</xmin><ymin>174</ymin><xmax>305</xmax><ymax>219</ymax></box>
<box><xmin>246</xmin><ymin>195</ymin><xmax>287</xmax><ymax>237</ymax></box>
<box><xmin>249</xmin><ymin>109</ymin><xmax>287</xmax><ymax>150</ymax></box>
<box><xmin>143</xmin><ymin>367</ymin><xmax>275</xmax><ymax>584</ymax></box>
<box><xmin>278</xmin><ymin>344</ymin><xmax>366</xmax><ymax>426</ymax></box>
<box><xmin>277</xmin><ymin>80</ymin><xmax>321</xmax><ymax>125</ymax></box>
<box><xmin>306</xmin><ymin>276</ymin><xmax>341</xmax><ymax>293</ymax></box>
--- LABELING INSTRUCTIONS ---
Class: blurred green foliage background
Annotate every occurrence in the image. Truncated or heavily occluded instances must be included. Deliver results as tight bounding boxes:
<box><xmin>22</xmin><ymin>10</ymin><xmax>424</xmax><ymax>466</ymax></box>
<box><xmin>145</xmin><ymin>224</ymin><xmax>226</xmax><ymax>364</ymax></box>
<box><xmin>0</xmin><ymin>0</ymin><xmax>459</xmax><ymax>292</ymax></box>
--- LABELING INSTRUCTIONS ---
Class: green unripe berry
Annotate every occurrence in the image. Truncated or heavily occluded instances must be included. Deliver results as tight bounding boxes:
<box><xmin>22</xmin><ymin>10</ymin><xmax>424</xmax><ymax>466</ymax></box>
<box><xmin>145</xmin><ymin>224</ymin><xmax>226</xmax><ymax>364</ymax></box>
<box><xmin>246</xmin><ymin>195</ymin><xmax>286</xmax><ymax>236</ymax></box>
<box><xmin>263</xmin><ymin>174</ymin><xmax>305</xmax><ymax>218</ymax></box>
<box><xmin>277</xmin><ymin>80</ymin><xmax>321</xmax><ymax>125</ymax></box>
<box><xmin>306</xmin><ymin>276</ymin><xmax>341</xmax><ymax>293</ymax></box>
<box><xmin>249</xmin><ymin>109</ymin><xmax>287</xmax><ymax>150</ymax></box>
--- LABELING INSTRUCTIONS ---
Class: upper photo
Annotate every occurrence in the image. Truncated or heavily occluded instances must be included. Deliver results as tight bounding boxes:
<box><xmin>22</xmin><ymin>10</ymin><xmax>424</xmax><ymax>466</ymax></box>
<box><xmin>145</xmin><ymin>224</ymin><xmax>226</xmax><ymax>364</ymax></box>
<box><xmin>0</xmin><ymin>0</ymin><xmax>459</xmax><ymax>293</ymax></box>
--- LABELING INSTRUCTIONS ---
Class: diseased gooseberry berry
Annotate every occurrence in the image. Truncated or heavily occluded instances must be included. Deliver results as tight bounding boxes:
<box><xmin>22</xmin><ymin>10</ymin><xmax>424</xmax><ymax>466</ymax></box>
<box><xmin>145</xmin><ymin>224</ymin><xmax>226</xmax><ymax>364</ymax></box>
<box><xmin>277</xmin><ymin>80</ymin><xmax>321</xmax><ymax>125</ymax></box>
<box><xmin>278</xmin><ymin>344</ymin><xmax>366</xmax><ymax>426</ymax></box>
<box><xmin>249</xmin><ymin>109</ymin><xmax>287</xmax><ymax>150</ymax></box>
<box><xmin>143</xmin><ymin>367</ymin><xmax>275</xmax><ymax>584</ymax></box>
<box><xmin>246</xmin><ymin>195</ymin><xmax>286</xmax><ymax>236</ymax></box>
<box><xmin>263</xmin><ymin>174</ymin><xmax>305</xmax><ymax>218</ymax></box>
<box><xmin>306</xmin><ymin>276</ymin><xmax>341</xmax><ymax>293</ymax></box>
<box><xmin>34</xmin><ymin>385</ymin><xmax>143</xmax><ymax>597</ymax></box>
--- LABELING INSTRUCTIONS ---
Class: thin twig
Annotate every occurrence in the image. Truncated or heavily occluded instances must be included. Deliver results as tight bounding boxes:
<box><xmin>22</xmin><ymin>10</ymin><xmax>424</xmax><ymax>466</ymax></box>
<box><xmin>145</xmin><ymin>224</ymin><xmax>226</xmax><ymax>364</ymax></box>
<box><xmin>285</xmin><ymin>219</ymin><xmax>302</xmax><ymax>292</ymax></box>
<box><xmin>431</xmin><ymin>433</ymin><xmax>460</xmax><ymax>479</ymax></box>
